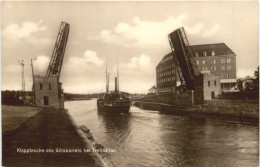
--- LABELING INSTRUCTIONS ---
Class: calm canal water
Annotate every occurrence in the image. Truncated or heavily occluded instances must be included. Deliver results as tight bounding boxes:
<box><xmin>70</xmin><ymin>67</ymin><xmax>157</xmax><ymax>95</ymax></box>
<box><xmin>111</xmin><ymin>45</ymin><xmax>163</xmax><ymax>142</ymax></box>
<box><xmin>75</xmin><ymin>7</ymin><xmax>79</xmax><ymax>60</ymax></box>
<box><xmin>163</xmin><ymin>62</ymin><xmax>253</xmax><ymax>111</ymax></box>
<box><xmin>65</xmin><ymin>100</ymin><xmax>259</xmax><ymax>167</ymax></box>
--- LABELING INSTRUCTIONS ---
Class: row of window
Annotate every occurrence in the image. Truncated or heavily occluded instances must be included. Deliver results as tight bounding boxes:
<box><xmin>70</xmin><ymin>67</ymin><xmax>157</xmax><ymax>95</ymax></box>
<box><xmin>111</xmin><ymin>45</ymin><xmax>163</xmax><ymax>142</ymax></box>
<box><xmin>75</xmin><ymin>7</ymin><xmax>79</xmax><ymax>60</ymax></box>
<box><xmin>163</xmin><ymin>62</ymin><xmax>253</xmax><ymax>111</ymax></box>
<box><xmin>194</xmin><ymin>51</ymin><xmax>215</xmax><ymax>57</ymax></box>
<box><xmin>208</xmin><ymin>80</ymin><xmax>217</xmax><ymax>87</ymax></box>
<box><xmin>157</xmin><ymin>86</ymin><xmax>174</xmax><ymax>92</ymax></box>
<box><xmin>160</xmin><ymin>55</ymin><xmax>174</xmax><ymax>64</ymax></box>
<box><xmin>157</xmin><ymin>64</ymin><xmax>175</xmax><ymax>72</ymax></box>
<box><xmin>196</xmin><ymin>58</ymin><xmax>231</xmax><ymax>65</ymax></box>
<box><xmin>157</xmin><ymin>76</ymin><xmax>175</xmax><ymax>84</ymax></box>
<box><xmin>157</xmin><ymin>69</ymin><xmax>175</xmax><ymax>78</ymax></box>
<box><xmin>222</xmin><ymin>73</ymin><xmax>231</xmax><ymax>78</ymax></box>
<box><xmin>221</xmin><ymin>66</ymin><xmax>232</xmax><ymax>70</ymax></box>
<box><xmin>40</xmin><ymin>83</ymin><xmax>52</xmax><ymax>91</ymax></box>
<box><xmin>200</xmin><ymin>66</ymin><xmax>232</xmax><ymax>71</ymax></box>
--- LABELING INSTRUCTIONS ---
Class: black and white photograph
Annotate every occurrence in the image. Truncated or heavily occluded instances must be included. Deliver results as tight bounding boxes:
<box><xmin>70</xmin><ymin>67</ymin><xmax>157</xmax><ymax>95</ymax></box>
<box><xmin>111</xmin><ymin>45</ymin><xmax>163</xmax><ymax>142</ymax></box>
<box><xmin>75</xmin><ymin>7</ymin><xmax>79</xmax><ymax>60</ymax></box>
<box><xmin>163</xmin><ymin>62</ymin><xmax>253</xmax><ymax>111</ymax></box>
<box><xmin>1</xmin><ymin>1</ymin><xmax>259</xmax><ymax>167</ymax></box>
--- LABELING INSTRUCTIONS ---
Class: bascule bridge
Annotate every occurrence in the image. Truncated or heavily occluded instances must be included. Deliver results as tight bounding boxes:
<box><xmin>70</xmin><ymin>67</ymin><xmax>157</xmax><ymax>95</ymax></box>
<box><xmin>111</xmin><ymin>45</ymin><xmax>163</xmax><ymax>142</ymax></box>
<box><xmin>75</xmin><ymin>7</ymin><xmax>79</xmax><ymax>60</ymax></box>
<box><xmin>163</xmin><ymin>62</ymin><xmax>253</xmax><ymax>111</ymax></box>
<box><xmin>168</xmin><ymin>27</ymin><xmax>221</xmax><ymax>103</ymax></box>
<box><xmin>33</xmin><ymin>22</ymin><xmax>70</xmax><ymax>108</ymax></box>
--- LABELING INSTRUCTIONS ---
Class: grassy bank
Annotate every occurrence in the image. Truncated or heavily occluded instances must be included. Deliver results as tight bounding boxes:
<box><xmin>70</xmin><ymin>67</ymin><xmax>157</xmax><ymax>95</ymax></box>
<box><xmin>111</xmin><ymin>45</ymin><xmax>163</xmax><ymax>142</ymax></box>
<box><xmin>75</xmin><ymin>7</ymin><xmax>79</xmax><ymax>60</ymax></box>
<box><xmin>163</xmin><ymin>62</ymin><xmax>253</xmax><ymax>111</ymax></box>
<box><xmin>2</xmin><ymin>105</ymin><xmax>42</xmax><ymax>134</ymax></box>
<box><xmin>2</xmin><ymin>107</ymin><xmax>105</xmax><ymax>167</ymax></box>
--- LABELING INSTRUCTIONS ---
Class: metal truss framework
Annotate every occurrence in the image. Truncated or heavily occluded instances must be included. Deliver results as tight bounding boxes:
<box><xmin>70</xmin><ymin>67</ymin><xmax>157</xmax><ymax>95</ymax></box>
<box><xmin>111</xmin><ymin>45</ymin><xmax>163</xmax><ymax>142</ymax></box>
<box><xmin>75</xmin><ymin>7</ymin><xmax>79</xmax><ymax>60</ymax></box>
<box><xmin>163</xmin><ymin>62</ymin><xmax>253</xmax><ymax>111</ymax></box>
<box><xmin>168</xmin><ymin>27</ymin><xmax>199</xmax><ymax>90</ymax></box>
<box><xmin>46</xmin><ymin>22</ymin><xmax>70</xmax><ymax>81</ymax></box>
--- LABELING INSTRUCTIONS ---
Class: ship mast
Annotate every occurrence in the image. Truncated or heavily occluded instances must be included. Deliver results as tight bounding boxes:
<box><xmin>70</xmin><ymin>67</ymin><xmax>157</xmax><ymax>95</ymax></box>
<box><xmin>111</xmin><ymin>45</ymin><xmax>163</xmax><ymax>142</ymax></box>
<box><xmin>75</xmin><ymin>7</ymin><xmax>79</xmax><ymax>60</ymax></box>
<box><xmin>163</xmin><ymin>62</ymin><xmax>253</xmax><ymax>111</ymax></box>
<box><xmin>114</xmin><ymin>55</ymin><xmax>120</xmax><ymax>93</ymax></box>
<box><xmin>117</xmin><ymin>55</ymin><xmax>119</xmax><ymax>92</ymax></box>
<box><xmin>106</xmin><ymin>57</ymin><xmax>110</xmax><ymax>93</ymax></box>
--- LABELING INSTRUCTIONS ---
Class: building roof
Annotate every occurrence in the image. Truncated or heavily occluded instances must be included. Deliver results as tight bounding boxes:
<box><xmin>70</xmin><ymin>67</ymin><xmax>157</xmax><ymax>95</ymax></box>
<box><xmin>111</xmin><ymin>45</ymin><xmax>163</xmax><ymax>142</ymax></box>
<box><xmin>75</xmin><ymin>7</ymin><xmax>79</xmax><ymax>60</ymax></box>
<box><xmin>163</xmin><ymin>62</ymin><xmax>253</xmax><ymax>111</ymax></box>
<box><xmin>162</xmin><ymin>52</ymin><xmax>173</xmax><ymax>59</ymax></box>
<box><xmin>190</xmin><ymin>43</ymin><xmax>235</xmax><ymax>57</ymax></box>
<box><xmin>156</xmin><ymin>43</ymin><xmax>235</xmax><ymax>68</ymax></box>
<box><xmin>148</xmin><ymin>85</ymin><xmax>156</xmax><ymax>91</ymax></box>
<box><xmin>156</xmin><ymin>52</ymin><xmax>175</xmax><ymax>68</ymax></box>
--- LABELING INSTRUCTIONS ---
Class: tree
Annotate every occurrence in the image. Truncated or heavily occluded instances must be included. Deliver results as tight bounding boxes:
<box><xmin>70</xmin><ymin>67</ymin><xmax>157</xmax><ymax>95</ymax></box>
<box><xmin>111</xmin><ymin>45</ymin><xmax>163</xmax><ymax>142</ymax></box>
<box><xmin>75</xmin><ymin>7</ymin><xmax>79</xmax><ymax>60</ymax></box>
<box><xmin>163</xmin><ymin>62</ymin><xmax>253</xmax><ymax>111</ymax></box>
<box><xmin>253</xmin><ymin>66</ymin><xmax>259</xmax><ymax>91</ymax></box>
<box><xmin>236</xmin><ymin>79</ymin><xmax>243</xmax><ymax>90</ymax></box>
<box><xmin>254</xmin><ymin>66</ymin><xmax>259</xmax><ymax>80</ymax></box>
<box><xmin>244</xmin><ymin>81</ymin><xmax>253</xmax><ymax>91</ymax></box>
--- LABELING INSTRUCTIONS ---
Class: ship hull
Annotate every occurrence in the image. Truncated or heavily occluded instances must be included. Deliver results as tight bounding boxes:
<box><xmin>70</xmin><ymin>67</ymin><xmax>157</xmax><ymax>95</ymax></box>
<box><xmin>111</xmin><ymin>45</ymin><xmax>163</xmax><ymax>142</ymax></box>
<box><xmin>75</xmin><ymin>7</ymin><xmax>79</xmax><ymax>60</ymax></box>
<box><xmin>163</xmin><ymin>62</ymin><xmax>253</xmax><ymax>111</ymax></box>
<box><xmin>97</xmin><ymin>102</ymin><xmax>130</xmax><ymax>113</ymax></box>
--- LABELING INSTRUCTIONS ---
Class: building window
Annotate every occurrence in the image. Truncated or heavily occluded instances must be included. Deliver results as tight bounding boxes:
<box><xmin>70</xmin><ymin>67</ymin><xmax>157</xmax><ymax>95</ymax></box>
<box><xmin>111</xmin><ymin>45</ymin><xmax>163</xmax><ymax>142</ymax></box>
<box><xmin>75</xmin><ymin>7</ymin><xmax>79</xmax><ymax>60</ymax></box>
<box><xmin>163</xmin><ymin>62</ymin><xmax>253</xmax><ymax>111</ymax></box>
<box><xmin>196</xmin><ymin>60</ymin><xmax>199</xmax><ymax>65</ymax></box>
<box><xmin>214</xmin><ymin>80</ymin><xmax>217</xmax><ymax>86</ymax></box>
<box><xmin>208</xmin><ymin>81</ymin><xmax>210</xmax><ymax>87</ymax></box>
<box><xmin>221</xmin><ymin>66</ymin><xmax>225</xmax><ymax>70</ymax></box>
<box><xmin>227</xmin><ymin>58</ymin><xmax>231</xmax><ymax>63</ymax></box>
<box><xmin>221</xmin><ymin>59</ymin><xmax>225</xmax><ymax>63</ymax></box>
<box><xmin>227</xmin><ymin>73</ymin><xmax>230</xmax><ymax>78</ymax></box>
<box><xmin>203</xmin><ymin>67</ymin><xmax>208</xmax><ymax>71</ymax></box>
<box><xmin>202</xmin><ymin>60</ymin><xmax>207</xmax><ymax>65</ymax></box>
<box><xmin>213</xmin><ymin>60</ymin><xmax>216</xmax><ymax>64</ymax></box>
<box><xmin>49</xmin><ymin>83</ymin><xmax>52</xmax><ymax>90</ymax></box>
<box><xmin>227</xmin><ymin>66</ymin><xmax>231</xmax><ymax>70</ymax></box>
<box><xmin>211</xmin><ymin>51</ymin><xmax>215</xmax><ymax>56</ymax></box>
<box><xmin>195</xmin><ymin>52</ymin><xmax>198</xmax><ymax>57</ymax></box>
<box><xmin>211</xmin><ymin>66</ymin><xmax>217</xmax><ymax>71</ymax></box>
<box><xmin>40</xmin><ymin>83</ymin><xmax>43</xmax><ymax>90</ymax></box>
<box><xmin>203</xmin><ymin>51</ymin><xmax>207</xmax><ymax>57</ymax></box>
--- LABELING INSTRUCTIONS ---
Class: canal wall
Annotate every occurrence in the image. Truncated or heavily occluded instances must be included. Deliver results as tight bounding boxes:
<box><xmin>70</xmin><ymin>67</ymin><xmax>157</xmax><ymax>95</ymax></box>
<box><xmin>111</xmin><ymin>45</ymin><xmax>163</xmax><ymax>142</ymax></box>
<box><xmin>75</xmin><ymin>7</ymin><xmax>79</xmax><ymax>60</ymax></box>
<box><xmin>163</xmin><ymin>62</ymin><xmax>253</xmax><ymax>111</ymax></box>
<box><xmin>2</xmin><ymin>106</ymin><xmax>110</xmax><ymax>167</ymax></box>
<box><xmin>65</xmin><ymin>109</ymin><xmax>115</xmax><ymax>167</ymax></box>
<box><xmin>133</xmin><ymin>100</ymin><xmax>259</xmax><ymax>120</ymax></box>
<box><xmin>140</xmin><ymin>92</ymin><xmax>194</xmax><ymax>106</ymax></box>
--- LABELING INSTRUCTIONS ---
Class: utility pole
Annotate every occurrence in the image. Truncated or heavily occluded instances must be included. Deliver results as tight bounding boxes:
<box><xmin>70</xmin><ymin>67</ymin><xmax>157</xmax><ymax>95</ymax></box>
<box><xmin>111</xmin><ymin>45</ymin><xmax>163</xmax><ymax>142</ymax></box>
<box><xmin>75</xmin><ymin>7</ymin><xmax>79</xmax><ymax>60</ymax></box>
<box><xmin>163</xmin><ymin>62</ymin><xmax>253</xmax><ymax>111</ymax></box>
<box><xmin>117</xmin><ymin>55</ymin><xmax>119</xmax><ymax>92</ymax></box>
<box><xmin>31</xmin><ymin>58</ymin><xmax>35</xmax><ymax>105</ymax></box>
<box><xmin>106</xmin><ymin>58</ymin><xmax>108</xmax><ymax>93</ymax></box>
<box><xmin>18</xmin><ymin>60</ymin><xmax>25</xmax><ymax>101</ymax></box>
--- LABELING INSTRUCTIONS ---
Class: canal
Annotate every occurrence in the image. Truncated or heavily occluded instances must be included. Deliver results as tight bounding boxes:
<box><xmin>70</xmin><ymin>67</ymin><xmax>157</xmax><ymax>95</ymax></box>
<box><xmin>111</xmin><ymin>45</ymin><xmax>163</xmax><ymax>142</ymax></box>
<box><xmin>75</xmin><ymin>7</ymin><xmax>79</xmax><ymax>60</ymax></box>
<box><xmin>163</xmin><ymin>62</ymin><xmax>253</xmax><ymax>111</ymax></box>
<box><xmin>65</xmin><ymin>99</ymin><xmax>259</xmax><ymax>167</ymax></box>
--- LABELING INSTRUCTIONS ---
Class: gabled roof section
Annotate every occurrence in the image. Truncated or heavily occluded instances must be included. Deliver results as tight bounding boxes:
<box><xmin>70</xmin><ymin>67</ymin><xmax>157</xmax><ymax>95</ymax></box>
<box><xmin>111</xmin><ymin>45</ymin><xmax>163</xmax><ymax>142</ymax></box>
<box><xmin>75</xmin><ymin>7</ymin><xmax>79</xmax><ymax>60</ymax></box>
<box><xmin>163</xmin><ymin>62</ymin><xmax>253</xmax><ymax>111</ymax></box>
<box><xmin>190</xmin><ymin>43</ymin><xmax>235</xmax><ymax>57</ymax></box>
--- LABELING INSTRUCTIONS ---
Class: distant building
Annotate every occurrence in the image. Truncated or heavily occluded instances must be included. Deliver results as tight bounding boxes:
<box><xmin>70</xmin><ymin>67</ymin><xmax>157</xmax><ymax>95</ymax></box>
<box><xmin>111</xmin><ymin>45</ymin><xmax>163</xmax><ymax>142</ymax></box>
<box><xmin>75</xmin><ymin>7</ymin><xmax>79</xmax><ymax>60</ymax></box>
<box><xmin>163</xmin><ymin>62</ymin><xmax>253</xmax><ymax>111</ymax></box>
<box><xmin>33</xmin><ymin>75</ymin><xmax>64</xmax><ymax>108</ymax></box>
<box><xmin>156</xmin><ymin>43</ymin><xmax>236</xmax><ymax>95</ymax></box>
<box><xmin>148</xmin><ymin>86</ymin><xmax>157</xmax><ymax>95</ymax></box>
<box><xmin>156</xmin><ymin>53</ymin><xmax>177</xmax><ymax>95</ymax></box>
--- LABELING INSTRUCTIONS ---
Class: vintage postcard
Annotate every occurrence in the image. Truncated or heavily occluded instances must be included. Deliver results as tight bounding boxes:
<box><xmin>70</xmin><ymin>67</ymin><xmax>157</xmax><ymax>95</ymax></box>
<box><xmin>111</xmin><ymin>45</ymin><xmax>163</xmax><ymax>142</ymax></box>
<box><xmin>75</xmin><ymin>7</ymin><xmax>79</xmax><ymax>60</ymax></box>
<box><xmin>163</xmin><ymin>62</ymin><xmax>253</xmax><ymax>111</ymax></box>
<box><xmin>1</xmin><ymin>1</ymin><xmax>259</xmax><ymax>167</ymax></box>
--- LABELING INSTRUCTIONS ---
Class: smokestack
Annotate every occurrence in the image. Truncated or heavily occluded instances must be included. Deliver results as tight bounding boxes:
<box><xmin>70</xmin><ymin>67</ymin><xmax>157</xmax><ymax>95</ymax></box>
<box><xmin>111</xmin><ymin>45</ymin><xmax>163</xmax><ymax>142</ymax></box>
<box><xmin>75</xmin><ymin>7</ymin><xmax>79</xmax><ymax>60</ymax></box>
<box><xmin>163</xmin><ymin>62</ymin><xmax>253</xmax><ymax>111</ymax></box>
<box><xmin>115</xmin><ymin>77</ymin><xmax>118</xmax><ymax>92</ymax></box>
<box><xmin>106</xmin><ymin>73</ymin><xmax>110</xmax><ymax>93</ymax></box>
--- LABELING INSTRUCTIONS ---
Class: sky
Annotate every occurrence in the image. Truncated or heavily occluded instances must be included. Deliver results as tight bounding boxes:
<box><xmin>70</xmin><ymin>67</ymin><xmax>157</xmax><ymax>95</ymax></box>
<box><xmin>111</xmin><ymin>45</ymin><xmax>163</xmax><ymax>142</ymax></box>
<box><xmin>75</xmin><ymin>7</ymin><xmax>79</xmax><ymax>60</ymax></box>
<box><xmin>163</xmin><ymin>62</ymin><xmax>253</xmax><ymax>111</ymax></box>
<box><xmin>1</xmin><ymin>1</ymin><xmax>259</xmax><ymax>94</ymax></box>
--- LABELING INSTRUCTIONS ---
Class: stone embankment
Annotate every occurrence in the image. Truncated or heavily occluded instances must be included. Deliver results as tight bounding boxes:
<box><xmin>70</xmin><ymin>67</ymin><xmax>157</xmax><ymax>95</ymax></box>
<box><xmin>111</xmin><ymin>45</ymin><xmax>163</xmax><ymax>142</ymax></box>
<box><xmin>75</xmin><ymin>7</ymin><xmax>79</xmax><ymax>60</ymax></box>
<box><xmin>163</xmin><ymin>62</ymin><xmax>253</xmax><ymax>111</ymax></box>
<box><xmin>2</xmin><ymin>105</ymin><xmax>113</xmax><ymax>167</ymax></box>
<box><xmin>133</xmin><ymin>100</ymin><xmax>259</xmax><ymax>121</ymax></box>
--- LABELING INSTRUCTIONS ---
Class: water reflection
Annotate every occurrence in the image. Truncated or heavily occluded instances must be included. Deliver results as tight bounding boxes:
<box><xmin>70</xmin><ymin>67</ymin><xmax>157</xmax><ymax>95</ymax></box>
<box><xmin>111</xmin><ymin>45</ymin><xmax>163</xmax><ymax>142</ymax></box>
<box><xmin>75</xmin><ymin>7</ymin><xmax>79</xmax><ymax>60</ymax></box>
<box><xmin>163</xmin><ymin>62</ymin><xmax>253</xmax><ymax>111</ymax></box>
<box><xmin>158</xmin><ymin>114</ymin><xmax>259</xmax><ymax>167</ymax></box>
<box><xmin>97</xmin><ymin>110</ymin><xmax>132</xmax><ymax>148</ymax></box>
<box><xmin>65</xmin><ymin>100</ymin><xmax>259</xmax><ymax>167</ymax></box>
<box><xmin>158</xmin><ymin>115</ymin><xmax>207</xmax><ymax>166</ymax></box>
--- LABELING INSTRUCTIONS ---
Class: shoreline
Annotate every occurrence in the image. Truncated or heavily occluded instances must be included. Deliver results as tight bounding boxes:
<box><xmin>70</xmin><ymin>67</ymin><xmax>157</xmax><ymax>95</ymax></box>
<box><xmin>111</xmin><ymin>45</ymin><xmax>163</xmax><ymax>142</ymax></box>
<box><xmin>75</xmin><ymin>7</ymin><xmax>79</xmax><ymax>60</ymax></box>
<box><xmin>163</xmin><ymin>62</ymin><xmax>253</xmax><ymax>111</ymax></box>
<box><xmin>133</xmin><ymin>99</ymin><xmax>259</xmax><ymax>122</ymax></box>
<box><xmin>2</xmin><ymin>105</ymin><xmax>111</xmax><ymax>167</ymax></box>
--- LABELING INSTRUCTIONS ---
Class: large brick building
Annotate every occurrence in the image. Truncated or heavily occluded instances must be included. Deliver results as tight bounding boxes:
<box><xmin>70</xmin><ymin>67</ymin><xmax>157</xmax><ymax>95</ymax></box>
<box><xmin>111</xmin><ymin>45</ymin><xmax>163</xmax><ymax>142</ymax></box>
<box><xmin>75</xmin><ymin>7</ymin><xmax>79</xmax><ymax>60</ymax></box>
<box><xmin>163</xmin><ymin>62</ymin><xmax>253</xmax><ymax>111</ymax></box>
<box><xmin>190</xmin><ymin>43</ymin><xmax>236</xmax><ymax>90</ymax></box>
<box><xmin>156</xmin><ymin>52</ymin><xmax>177</xmax><ymax>95</ymax></box>
<box><xmin>156</xmin><ymin>43</ymin><xmax>236</xmax><ymax>95</ymax></box>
